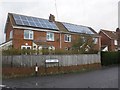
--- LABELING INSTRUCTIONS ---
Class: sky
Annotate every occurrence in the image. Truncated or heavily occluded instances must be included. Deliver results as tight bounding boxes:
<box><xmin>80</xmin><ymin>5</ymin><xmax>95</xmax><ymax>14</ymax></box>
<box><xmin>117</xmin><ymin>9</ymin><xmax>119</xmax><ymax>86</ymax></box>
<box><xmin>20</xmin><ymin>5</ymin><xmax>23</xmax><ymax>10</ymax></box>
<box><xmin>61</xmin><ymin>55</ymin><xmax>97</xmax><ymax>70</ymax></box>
<box><xmin>0</xmin><ymin>0</ymin><xmax>119</xmax><ymax>44</ymax></box>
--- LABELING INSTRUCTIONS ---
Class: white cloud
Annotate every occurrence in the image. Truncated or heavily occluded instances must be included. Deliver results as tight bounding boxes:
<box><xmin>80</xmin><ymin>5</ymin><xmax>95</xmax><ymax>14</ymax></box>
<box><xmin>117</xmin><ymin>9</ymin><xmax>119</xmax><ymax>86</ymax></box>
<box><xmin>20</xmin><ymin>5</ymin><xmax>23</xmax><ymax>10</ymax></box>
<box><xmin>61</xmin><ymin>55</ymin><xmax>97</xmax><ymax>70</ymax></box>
<box><xmin>0</xmin><ymin>0</ymin><xmax>119</xmax><ymax>44</ymax></box>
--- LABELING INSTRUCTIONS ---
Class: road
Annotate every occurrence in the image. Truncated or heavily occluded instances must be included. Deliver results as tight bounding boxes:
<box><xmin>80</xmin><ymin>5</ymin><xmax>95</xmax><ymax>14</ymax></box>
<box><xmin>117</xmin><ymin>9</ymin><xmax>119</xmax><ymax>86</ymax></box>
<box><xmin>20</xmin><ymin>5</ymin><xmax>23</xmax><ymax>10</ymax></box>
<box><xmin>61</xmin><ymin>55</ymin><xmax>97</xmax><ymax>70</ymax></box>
<box><xmin>2</xmin><ymin>66</ymin><xmax>119</xmax><ymax>88</ymax></box>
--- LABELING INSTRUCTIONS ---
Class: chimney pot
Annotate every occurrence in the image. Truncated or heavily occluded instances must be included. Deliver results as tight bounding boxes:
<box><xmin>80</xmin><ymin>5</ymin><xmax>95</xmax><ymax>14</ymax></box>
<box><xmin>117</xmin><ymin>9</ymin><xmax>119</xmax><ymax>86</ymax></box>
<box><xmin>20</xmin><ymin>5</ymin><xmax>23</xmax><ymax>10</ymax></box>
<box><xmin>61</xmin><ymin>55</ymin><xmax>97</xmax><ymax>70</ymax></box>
<box><xmin>49</xmin><ymin>14</ymin><xmax>55</xmax><ymax>22</ymax></box>
<box><xmin>116</xmin><ymin>28</ymin><xmax>120</xmax><ymax>32</ymax></box>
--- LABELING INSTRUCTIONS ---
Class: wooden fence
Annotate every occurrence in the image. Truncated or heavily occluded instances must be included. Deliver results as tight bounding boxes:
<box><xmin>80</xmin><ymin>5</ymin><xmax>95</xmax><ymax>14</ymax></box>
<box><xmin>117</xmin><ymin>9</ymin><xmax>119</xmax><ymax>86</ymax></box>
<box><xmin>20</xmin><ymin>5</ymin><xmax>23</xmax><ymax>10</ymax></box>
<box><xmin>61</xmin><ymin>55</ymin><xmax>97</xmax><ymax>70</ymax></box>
<box><xmin>2</xmin><ymin>54</ymin><xmax>101</xmax><ymax>67</ymax></box>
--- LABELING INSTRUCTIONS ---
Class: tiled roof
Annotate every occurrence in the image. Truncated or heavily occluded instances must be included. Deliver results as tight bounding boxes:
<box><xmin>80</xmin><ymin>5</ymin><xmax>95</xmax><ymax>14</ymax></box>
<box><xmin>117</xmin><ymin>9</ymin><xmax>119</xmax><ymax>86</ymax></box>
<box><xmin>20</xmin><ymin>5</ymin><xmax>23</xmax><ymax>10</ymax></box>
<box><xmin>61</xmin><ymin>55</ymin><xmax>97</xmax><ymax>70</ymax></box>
<box><xmin>101</xmin><ymin>29</ymin><xmax>117</xmax><ymax>40</ymax></box>
<box><xmin>55</xmin><ymin>21</ymin><xmax>69</xmax><ymax>33</ymax></box>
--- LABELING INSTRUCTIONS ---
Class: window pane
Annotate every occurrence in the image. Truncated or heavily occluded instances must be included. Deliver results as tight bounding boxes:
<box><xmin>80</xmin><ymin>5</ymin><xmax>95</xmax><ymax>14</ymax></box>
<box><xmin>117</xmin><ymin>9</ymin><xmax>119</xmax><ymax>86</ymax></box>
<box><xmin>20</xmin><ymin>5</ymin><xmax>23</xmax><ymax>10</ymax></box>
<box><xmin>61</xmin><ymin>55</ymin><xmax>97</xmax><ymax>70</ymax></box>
<box><xmin>50</xmin><ymin>33</ymin><xmax>53</xmax><ymax>39</ymax></box>
<box><xmin>10</xmin><ymin>30</ymin><xmax>13</xmax><ymax>39</ymax></box>
<box><xmin>29</xmin><ymin>31</ymin><xmax>33</xmax><ymax>39</ymax></box>
<box><xmin>114</xmin><ymin>40</ymin><xmax>117</xmax><ymax>45</ymax></box>
<box><xmin>65</xmin><ymin>35</ymin><xmax>67</xmax><ymax>41</ymax></box>
<box><xmin>47</xmin><ymin>33</ymin><xmax>49</xmax><ymax>40</ymax></box>
<box><xmin>93</xmin><ymin>38</ymin><xmax>98</xmax><ymax>44</ymax></box>
<box><xmin>47</xmin><ymin>32</ymin><xmax>54</xmax><ymax>41</ymax></box>
<box><xmin>27</xmin><ymin>47</ymin><xmax>30</xmax><ymax>49</ymax></box>
<box><xmin>24</xmin><ymin>30</ymin><xmax>33</xmax><ymax>40</ymax></box>
<box><xmin>24</xmin><ymin>30</ymin><xmax>29</xmax><ymax>39</ymax></box>
<box><xmin>22</xmin><ymin>47</ymin><xmax>26</xmax><ymax>49</ymax></box>
<box><xmin>65</xmin><ymin>34</ymin><xmax>71</xmax><ymax>42</ymax></box>
<box><xmin>68</xmin><ymin>35</ymin><xmax>71</xmax><ymax>42</ymax></box>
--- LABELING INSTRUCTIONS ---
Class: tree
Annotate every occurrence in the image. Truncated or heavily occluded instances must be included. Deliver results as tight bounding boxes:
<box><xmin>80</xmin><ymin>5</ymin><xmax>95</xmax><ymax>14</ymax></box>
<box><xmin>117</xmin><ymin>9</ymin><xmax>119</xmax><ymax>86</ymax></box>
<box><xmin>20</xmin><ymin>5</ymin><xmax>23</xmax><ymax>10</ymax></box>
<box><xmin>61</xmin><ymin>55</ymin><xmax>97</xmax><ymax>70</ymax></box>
<box><xmin>72</xmin><ymin>35</ymin><xmax>97</xmax><ymax>54</ymax></box>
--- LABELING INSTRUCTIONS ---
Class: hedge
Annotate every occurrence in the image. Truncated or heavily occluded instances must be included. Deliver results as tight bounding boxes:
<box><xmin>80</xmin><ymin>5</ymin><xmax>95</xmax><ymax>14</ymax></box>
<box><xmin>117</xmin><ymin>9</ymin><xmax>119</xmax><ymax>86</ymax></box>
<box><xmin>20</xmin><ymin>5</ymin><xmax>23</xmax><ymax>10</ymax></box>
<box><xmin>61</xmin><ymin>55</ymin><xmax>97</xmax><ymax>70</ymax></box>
<box><xmin>2</xmin><ymin>48</ymin><xmax>99</xmax><ymax>55</ymax></box>
<box><xmin>101</xmin><ymin>51</ymin><xmax>120</xmax><ymax>66</ymax></box>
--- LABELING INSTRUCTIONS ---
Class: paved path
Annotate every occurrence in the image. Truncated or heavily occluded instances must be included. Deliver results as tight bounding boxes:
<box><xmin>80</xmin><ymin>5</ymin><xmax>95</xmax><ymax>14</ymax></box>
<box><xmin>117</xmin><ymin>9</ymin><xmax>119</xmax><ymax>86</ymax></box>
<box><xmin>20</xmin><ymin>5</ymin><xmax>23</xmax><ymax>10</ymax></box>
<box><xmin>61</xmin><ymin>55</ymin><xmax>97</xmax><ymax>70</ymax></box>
<box><xmin>2</xmin><ymin>66</ymin><xmax>118</xmax><ymax>88</ymax></box>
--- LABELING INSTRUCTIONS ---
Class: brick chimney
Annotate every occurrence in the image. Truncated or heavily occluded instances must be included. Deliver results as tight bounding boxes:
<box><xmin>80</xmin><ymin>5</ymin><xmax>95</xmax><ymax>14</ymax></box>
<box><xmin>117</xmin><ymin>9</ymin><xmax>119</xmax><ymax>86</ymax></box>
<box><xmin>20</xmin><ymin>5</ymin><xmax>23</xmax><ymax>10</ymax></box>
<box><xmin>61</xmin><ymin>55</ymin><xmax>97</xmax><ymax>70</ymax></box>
<box><xmin>116</xmin><ymin>28</ymin><xmax>120</xmax><ymax>32</ymax></box>
<box><xmin>49</xmin><ymin>14</ymin><xmax>55</xmax><ymax>22</ymax></box>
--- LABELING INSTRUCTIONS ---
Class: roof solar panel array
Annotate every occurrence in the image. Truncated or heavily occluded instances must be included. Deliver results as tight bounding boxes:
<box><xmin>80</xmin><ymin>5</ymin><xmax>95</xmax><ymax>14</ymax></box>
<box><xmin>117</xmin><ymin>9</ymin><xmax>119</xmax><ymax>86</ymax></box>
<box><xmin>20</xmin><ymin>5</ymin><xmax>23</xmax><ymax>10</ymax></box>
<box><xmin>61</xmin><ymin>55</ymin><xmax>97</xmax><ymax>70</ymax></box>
<box><xmin>12</xmin><ymin>14</ymin><xmax>59</xmax><ymax>30</ymax></box>
<box><xmin>62</xmin><ymin>22</ymin><xmax>94</xmax><ymax>34</ymax></box>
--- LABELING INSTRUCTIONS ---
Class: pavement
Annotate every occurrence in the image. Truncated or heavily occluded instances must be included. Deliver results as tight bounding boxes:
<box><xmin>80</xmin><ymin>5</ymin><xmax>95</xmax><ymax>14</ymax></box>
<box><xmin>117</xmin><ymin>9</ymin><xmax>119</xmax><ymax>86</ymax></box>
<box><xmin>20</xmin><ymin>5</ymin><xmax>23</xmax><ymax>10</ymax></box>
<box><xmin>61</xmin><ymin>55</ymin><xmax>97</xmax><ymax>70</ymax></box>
<box><xmin>2</xmin><ymin>66</ymin><xmax>119</xmax><ymax>88</ymax></box>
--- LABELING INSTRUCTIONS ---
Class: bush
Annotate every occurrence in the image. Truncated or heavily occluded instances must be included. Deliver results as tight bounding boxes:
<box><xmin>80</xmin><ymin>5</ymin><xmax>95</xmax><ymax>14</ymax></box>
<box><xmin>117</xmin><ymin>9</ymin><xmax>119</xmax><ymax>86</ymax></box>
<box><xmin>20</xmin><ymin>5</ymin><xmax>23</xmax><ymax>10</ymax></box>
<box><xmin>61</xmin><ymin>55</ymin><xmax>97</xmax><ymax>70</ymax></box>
<box><xmin>101</xmin><ymin>51</ymin><xmax>120</xmax><ymax>66</ymax></box>
<box><xmin>2</xmin><ymin>49</ymin><xmax>36</xmax><ymax>55</ymax></box>
<box><xmin>2</xmin><ymin>48</ymin><xmax>99</xmax><ymax>55</ymax></box>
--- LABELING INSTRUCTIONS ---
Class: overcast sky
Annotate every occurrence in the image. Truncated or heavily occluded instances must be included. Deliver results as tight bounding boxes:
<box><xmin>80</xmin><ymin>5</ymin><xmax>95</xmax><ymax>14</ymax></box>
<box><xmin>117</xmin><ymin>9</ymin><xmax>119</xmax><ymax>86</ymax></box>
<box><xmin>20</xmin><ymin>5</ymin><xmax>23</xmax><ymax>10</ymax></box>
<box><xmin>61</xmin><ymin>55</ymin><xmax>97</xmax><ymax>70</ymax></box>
<box><xmin>0</xmin><ymin>0</ymin><xmax>119</xmax><ymax>44</ymax></box>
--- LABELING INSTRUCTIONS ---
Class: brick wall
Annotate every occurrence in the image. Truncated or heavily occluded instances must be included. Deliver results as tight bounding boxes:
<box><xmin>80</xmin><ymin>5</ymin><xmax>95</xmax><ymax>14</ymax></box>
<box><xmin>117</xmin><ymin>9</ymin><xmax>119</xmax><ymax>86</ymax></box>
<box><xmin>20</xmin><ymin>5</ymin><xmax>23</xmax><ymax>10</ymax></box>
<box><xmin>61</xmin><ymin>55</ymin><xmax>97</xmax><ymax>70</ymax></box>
<box><xmin>13</xmin><ymin>29</ymin><xmax>33</xmax><ymax>49</ymax></box>
<box><xmin>99</xmin><ymin>31</ymin><xmax>115</xmax><ymax>51</ymax></box>
<box><xmin>6</xmin><ymin>24</ymin><xmax>100</xmax><ymax>51</ymax></box>
<box><xmin>6</xmin><ymin>19</ymin><xmax>13</xmax><ymax>42</ymax></box>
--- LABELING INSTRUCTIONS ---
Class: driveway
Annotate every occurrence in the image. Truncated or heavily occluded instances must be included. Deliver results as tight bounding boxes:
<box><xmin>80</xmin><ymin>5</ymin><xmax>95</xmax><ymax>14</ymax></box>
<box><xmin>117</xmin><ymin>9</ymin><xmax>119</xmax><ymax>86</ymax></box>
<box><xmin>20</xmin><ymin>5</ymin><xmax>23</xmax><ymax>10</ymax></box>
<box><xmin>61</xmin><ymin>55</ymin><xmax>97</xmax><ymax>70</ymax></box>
<box><xmin>2</xmin><ymin>66</ymin><xmax>118</xmax><ymax>88</ymax></box>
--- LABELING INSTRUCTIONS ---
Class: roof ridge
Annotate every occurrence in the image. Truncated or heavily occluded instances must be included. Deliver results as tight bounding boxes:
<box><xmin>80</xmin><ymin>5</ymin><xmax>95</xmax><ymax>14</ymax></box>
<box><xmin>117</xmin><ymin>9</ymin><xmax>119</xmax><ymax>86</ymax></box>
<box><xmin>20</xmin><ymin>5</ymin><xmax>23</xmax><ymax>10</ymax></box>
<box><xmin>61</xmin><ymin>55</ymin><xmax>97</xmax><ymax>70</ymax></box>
<box><xmin>62</xmin><ymin>22</ymin><xmax>89</xmax><ymax>27</ymax></box>
<box><xmin>101</xmin><ymin>29</ymin><xmax>115</xmax><ymax>32</ymax></box>
<box><xmin>9</xmin><ymin>12</ymin><xmax>49</xmax><ymax>21</ymax></box>
<box><xmin>101</xmin><ymin>29</ymin><xmax>117</xmax><ymax>39</ymax></box>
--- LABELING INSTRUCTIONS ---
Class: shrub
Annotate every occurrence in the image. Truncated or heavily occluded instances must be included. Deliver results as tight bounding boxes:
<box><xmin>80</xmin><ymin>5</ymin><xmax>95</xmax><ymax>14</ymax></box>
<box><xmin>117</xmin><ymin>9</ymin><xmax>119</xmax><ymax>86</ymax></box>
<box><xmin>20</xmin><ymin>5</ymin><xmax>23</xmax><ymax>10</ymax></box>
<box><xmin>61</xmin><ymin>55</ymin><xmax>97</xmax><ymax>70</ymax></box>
<box><xmin>101</xmin><ymin>51</ymin><xmax>120</xmax><ymax>66</ymax></box>
<box><xmin>2</xmin><ymin>49</ymin><xmax>36</xmax><ymax>55</ymax></box>
<box><xmin>2</xmin><ymin>48</ymin><xmax>99</xmax><ymax>55</ymax></box>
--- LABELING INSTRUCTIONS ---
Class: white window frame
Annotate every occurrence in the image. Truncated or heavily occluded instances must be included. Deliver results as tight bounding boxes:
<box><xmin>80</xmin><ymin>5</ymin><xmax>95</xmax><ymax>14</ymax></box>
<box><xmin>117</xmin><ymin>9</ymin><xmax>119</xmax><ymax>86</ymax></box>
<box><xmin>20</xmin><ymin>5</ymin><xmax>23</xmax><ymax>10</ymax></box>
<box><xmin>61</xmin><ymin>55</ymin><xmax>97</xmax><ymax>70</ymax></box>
<box><xmin>46</xmin><ymin>32</ymin><xmax>54</xmax><ymax>41</ymax></box>
<box><xmin>24</xmin><ymin>30</ymin><xmax>34</xmax><ymax>40</ymax></box>
<box><xmin>114</xmin><ymin>40</ymin><xmax>118</xmax><ymax>45</ymax></box>
<box><xmin>93</xmin><ymin>38</ymin><xmax>98</xmax><ymax>44</ymax></box>
<box><xmin>10</xmin><ymin>30</ymin><xmax>13</xmax><ymax>39</ymax></box>
<box><xmin>64</xmin><ymin>34</ymin><xmax>71</xmax><ymax>42</ymax></box>
<box><xmin>81</xmin><ymin>36</ymin><xmax>86</xmax><ymax>42</ymax></box>
<box><xmin>21</xmin><ymin>45</ymin><xmax>31</xmax><ymax>49</ymax></box>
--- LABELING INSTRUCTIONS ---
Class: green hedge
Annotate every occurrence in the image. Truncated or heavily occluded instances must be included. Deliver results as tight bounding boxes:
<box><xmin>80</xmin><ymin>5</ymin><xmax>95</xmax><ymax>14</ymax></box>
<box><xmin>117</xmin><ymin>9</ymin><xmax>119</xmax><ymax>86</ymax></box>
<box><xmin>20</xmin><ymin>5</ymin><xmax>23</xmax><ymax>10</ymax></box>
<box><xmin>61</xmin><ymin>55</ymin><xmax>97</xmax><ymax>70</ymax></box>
<box><xmin>101</xmin><ymin>51</ymin><xmax>120</xmax><ymax>66</ymax></box>
<box><xmin>2</xmin><ymin>48</ymin><xmax>99</xmax><ymax>55</ymax></box>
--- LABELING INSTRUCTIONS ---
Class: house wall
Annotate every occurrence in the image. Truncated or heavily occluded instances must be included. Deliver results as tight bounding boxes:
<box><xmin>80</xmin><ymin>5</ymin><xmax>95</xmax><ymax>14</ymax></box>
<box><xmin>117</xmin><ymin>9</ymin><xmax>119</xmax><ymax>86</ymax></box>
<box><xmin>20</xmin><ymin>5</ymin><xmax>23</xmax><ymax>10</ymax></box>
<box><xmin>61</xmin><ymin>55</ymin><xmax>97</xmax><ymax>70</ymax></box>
<box><xmin>94</xmin><ymin>37</ymin><xmax>101</xmax><ymax>51</ymax></box>
<box><xmin>6</xmin><ymin>18</ymin><xmax>13</xmax><ymax>42</ymax></box>
<box><xmin>110</xmin><ymin>40</ymin><xmax>116</xmax><ymax>51</ymax></box>
<box><xmin>11</xmin><ymin>29</ymin><xmax>100</xmax><ymax>51</ymax></box>
<box><xmin>46</xmin><ymin>32</ymin><xmax>60</xmax><ymax>49</ymax></box>
<box><xmin>13</xmin><ymin>29</ymin><xmax>33</xmax><ymax>49</ymax></box>
<box><xmin>99</xmin><ymin>31</ymin><xmax>115</xmax><ymax>51</ymax></box>
<box><xmin>60</xmin><ymin>33</ymin><xmax>73</xmax><ymax>50</ymax></box>
<box><xmin>12</xmin><ymin>29</ymin><xmax>61</xmax><ymax>49</ymax></box>
<box><xmin>5</xmin><ymin>21</ymin><xmax>100</xmax><ymax>51</ymax></box>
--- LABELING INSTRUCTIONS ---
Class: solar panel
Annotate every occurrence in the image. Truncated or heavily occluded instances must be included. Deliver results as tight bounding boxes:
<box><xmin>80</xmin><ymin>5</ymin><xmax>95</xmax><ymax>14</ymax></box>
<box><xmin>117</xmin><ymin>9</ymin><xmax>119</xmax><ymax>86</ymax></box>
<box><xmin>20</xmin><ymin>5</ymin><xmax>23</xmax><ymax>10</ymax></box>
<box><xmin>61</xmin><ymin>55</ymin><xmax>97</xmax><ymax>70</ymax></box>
<box><xmin>62</xmin><ymin>22</ymin><xmax>94</xmax><ymax>34</ymax></box>
<box><xmin>12</xmin><ymin>14</ymin><xmax>59</xmax><ymax>30</ymax></box>
<box><xmin>15</xmin><ymin>20</ymin><xmax>23</xmax><ymax>25</ymax></box>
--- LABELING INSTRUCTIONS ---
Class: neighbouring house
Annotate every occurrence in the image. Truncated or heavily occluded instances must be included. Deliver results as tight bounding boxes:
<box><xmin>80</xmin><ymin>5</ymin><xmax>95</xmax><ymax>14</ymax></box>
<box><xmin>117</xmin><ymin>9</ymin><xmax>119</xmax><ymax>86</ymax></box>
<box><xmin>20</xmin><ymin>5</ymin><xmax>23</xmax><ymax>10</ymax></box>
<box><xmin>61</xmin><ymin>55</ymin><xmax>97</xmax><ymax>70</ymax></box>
<box><xmin>116</xmin><ymin>28</ymin><xmax>120</xmax><ymax>51</ymax></box>
<box><xmin>0</xmin><ymin>13</ymin><xmax>101</xmax><ymax>53</ymax></box>
<box><xmin>99</xmin><ymin>28</ymin><xmax>120</xmax><ymax>51</ymax></box>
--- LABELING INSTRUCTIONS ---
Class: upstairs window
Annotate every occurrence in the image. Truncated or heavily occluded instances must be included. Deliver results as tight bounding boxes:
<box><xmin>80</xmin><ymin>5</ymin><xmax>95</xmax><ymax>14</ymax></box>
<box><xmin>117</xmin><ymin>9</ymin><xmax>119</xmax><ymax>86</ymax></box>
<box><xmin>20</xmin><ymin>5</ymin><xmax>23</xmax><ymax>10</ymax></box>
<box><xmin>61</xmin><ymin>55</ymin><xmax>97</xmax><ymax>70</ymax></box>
<box><xmin>114</xmin><ymin>40</ymin><xmax>118</xmax><ymax>45</ymax></box>
<box><xmin>24</xmin><ymin>30</ymin><xmax>33</xmax><ymax>40</ymax></box>
<box><xmin>64</xmin><ymin>34</ymin><xmax>71</xmax><ymax>42</ymax></box>
<box><xmin>10</xmin><ymin>30</ymin><xmax>13</xmax><ymax>39</ymax></box>
<box><xmin>46</xmin><ymin>32</ymin><xmax>54</xmax><ymax>41</ymax></box>
<box><xmin>93</xmin><ymin>38</ymin><xmax>98</xmax><ymax>44</ymax></box>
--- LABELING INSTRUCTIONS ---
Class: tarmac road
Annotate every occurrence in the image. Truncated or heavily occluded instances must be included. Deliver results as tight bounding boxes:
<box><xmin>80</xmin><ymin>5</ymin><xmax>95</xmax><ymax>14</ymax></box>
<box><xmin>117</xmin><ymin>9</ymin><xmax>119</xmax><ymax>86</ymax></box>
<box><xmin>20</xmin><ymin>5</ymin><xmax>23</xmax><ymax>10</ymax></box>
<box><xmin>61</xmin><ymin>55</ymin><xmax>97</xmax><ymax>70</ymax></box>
<box><xmin>2</xmin><ymin>66</ymin><xmax>119</xmax><ymax>88</ymax></box>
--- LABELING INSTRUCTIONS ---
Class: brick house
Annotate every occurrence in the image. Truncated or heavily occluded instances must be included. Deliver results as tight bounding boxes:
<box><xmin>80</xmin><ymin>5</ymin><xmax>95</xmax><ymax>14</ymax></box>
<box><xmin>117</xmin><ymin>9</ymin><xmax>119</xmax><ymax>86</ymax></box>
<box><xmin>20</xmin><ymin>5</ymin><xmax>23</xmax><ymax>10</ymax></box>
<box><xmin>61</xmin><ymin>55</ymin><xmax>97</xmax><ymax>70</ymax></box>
<box><xmin>99</xmin><ymin>29</ymin><xmax>120</xmax><ymax>51</ymax></box>
<box><xmin>1</xmin><ymin>13</ymin><xmax>101</xmax><ymax>52</ymax></box>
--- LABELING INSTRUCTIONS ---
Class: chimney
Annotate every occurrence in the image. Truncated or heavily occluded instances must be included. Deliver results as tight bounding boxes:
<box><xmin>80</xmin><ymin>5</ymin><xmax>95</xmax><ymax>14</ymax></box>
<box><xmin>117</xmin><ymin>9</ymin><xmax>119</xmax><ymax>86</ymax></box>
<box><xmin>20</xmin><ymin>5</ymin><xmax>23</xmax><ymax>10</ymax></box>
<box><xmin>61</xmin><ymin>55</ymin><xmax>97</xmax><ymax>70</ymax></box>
<box><xmin>116</xmin><ymin>28</ymin><xmax>120</xmax><ymax>32</ymax></box>
<box><xmin>49</xmin><ymin>14</ymin><xmax>55</xmax><ymax>22</ymax></box>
